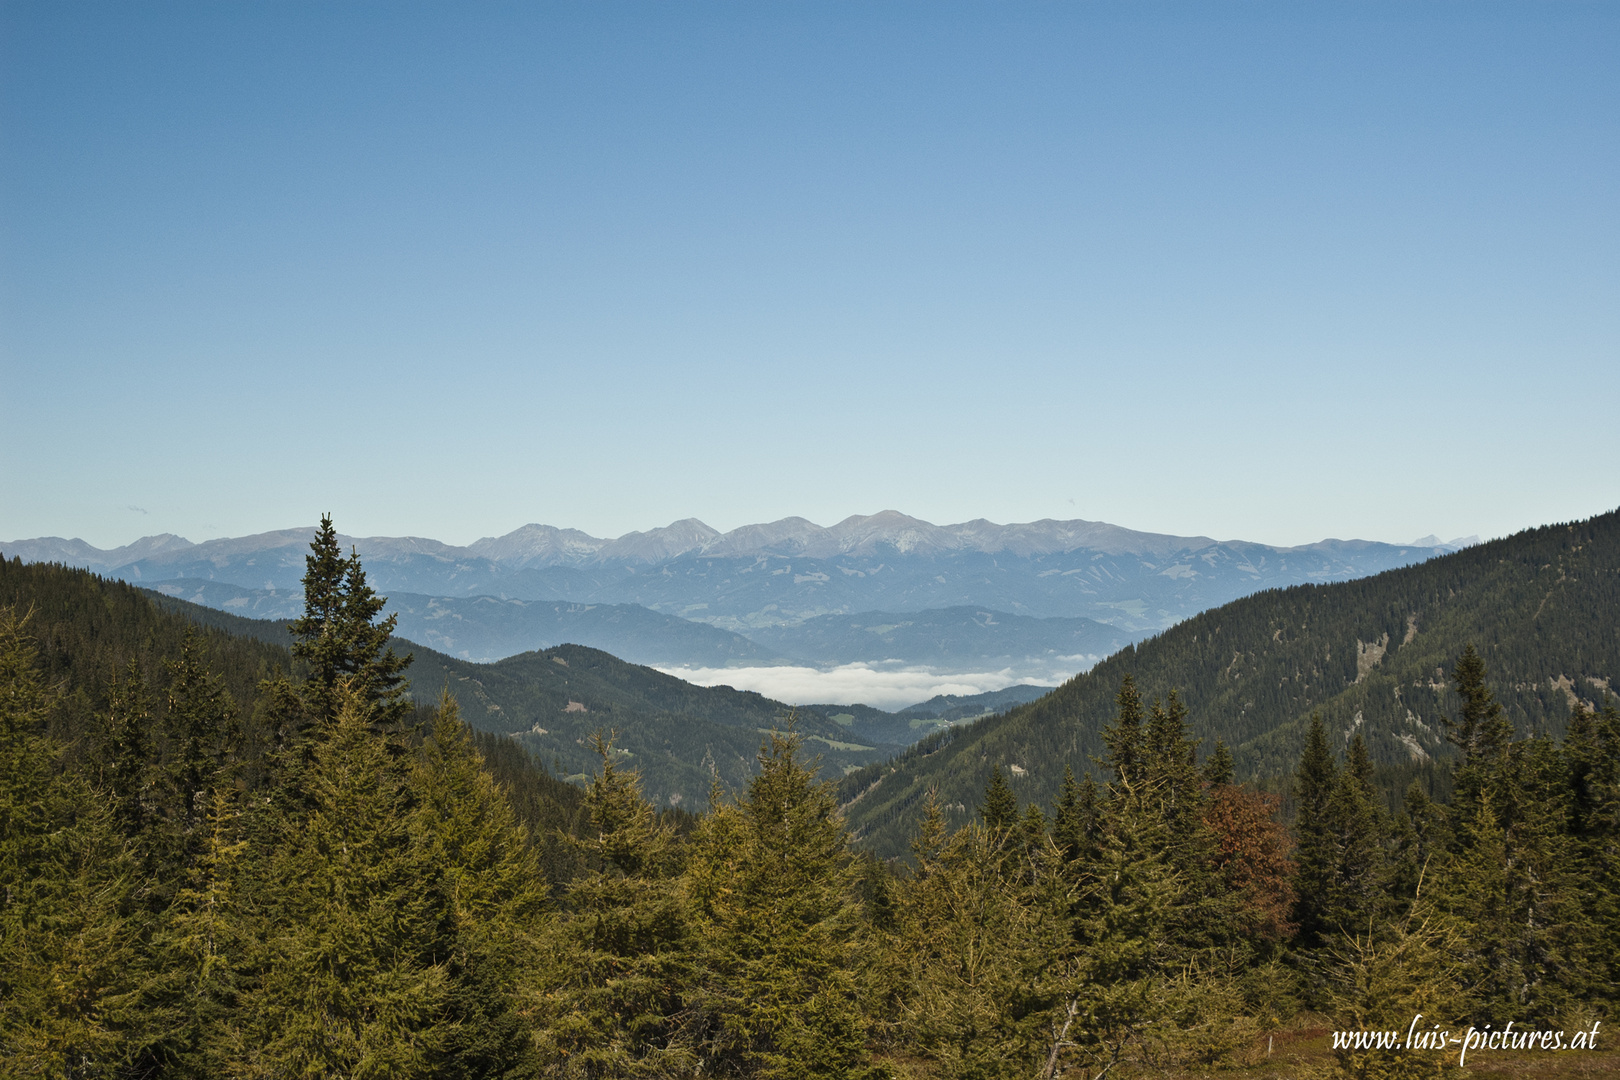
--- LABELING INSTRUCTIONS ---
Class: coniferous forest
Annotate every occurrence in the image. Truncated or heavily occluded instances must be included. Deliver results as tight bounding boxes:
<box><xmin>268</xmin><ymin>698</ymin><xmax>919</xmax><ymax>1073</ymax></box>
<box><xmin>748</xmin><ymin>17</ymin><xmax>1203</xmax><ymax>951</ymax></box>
<box><xmin>3</xmin><ymin>518</ymin><xmax>1618</xmax><ymax>1078</ymax></box>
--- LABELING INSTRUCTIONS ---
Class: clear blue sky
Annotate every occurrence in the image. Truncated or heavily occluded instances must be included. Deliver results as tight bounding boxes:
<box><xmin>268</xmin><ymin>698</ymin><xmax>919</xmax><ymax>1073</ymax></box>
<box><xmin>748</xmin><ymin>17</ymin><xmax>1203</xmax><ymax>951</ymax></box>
<box><xmin>3</xmin><ymin>2</ymin><xmax>1616</xmax><ymax>549</ymax></box>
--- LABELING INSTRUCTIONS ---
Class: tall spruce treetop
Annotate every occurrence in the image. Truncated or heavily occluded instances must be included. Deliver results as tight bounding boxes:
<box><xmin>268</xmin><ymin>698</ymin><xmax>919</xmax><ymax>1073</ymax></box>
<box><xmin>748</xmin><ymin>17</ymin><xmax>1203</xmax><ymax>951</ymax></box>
<box><xmin>1202</xmin><ymin>740</ymin><xmax>1236</xmax><ymax>787</ymax></box>
<box><xmin>980</xmin><ymin>765</ymin><xmax>1019</xmax><ymax>831</ymax></box>
<box><xmin>1445</xmin><ymin>644</ymin><xmax>1513</xmax><ymax>762</ymax></box>
<box><xmin>1445</xmin><ymin>644</ymin><xmax>1514</xmax><ymax>809</ymax></box>
<box><xmin>1143</xmin><ymin>692</ymin><xmax>1203</xmax><ymax>829</ymax></box>
<box><xmin>288</xmin><ymin>515</ymin><xmax>411</xmax><ymax>726</ymax></box>
<box><xmin>1292</xmin><ymin>713</ymin><xmax>1340</xmax><ymax>950</ymax></box>
<box><xmin>1100</xmin><ymin>675</ymin><xmax>1146</xmax><ymax>788</ymax></box>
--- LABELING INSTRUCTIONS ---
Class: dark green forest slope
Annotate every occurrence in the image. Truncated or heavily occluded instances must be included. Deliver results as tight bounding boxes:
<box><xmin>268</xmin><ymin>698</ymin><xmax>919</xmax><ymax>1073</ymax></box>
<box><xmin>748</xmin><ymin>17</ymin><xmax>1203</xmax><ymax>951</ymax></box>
<box><xmin>0</xmin><ymin>557</ymin><xmax>292</xmax><ymax>755</ymax></box>
<box><xmin>148</xmin><ymin>590</ymin><xmax>898</xmax><ymax>806</ymax></box>
<box><xmin>841</xmin><ymin>509</ymin><xmax>1620</xmax><ymax>855</ymax></box>
<box><xmin>0</xmin><ymin>555</ymin><xmax>594</xmax><ymax>863</ymax></box>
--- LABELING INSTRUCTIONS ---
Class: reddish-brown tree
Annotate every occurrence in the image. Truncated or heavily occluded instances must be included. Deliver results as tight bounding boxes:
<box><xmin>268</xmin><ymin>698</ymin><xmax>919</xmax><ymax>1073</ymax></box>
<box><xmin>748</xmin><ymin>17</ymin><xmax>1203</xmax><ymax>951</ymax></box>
<box><xmin>1204</xmin><ymin>784</ymin><xmax>1296</xmax><ymax>943</ymax></box>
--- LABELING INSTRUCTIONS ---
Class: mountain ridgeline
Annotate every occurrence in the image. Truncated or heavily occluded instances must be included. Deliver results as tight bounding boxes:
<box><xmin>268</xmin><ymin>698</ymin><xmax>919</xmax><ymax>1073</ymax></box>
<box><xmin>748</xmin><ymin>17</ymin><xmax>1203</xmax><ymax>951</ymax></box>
<box><xmin>5</xmin><ymin>512</ymin><xmax>1460</xmax><ymax>671</ymax></box>
<box><xmin>839</xmin><ymin>509</ymin><xmax>1620</xmax><ymax>855</ymax></box>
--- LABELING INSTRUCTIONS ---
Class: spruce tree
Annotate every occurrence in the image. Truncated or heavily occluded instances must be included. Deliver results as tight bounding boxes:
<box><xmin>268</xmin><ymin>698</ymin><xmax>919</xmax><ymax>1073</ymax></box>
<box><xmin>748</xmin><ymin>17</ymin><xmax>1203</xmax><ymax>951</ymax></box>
<box><xmin>1435</xmin><ymin>740</ymin><xmax>1592</xmax><ymax>1024</ymax></box>
<box><xmin>1325</xmin><ymin>879</ymin><xmax>1467</xmax><ymax>1080</ymax></box>
<box><xmin>162</xmin><ymin>628</ymin><xmax>240</xmax><ymax>833</ymax></box>
<box><xmin>1144</xmin><ymin>691</ymin><xmax>1202</xmax><ymax>825</ymax></box>
<box><xmin>539</xmin><ymin>731</ymin><xmax>697</xmax><ymax>1075</ymax></box>
<box><xmin>1323</xmin><ymin>732</ymin><xmax>1392</xmax><ymax>936</ymax></box>
<box><xmin>0</xmin><ymin>611</ymin><xmax>137</xmax><ymax>1074</ymax></box>
<box><xmin>288</xmin><ymin>515</ymin><xmax>412</xmax><ymax>728</ymax></box>
<box><xmin>1139</xmin><ymin>693</ymin><xmax>1230</xmax><ymax>967</ymax></box>
<box><xmin>1202</xmin><ymin>740</ymin><xmax>1235</xmax><ymax>787</ymax></box>
<box><xmin>410</xmin><ymin>696</ymin><xmax>546</xmax><ymax>1078</ymax></box>
<box><xmin>1445</xmin><ymin>644</ymin><xmax>1513</xmax><ymax>808</ymax></box>
<box><xmin>897</xmin><ymin>792</ymin><xmax>1063</xmax><ymax>1079</ymax></box>
<box><xmin>137</xmin><ymin>786</ymin><xmax>251</xmax><ymax>1079</ymax></box>
<box><xmin>234</xmin><ymin>685</ymin><xmax>454</xmax><ymax>1077</ymax></box>
<box><xmin>1100</xmin><ymin>675</ymin><xmax>1146</xmax><ymax>788</ymax></box>
<box><xmin>1389</xmin><ymin>782</ymin><xmax>1446</xmax><ymax>909</ymax></box>
<box><xmin>101</xmin><ymin>658</ymin><xmax>155</xmax><ymax>839</ymax></box>
<box><xmin>1564</xmin><ymin>700</ymin><xmax>1620</xmax><ymax>1001</ymax></box>
<box><xmin>1061</xmin><ymin>772</ymin><xmax>1187</xmax><ymax>1078</ymax></box>
<box><xmin>685</xmin><ymin>729</ymin><xmax>873</xmax><ymax>1079</ymax></box>
<box><xmin>979</xmin><ymin>764</ymin><xmax>1019</xmax><ymax>831</ymax></box>
<box><xmin>1051</xmin><ymin>766</ymin><xmax>1098</xmax><ymax>866</ymax></box>
<box><xmin>1292</xmin><ymin>713</ymin><xmax>1340</xmax><ymax>949</ymax></box>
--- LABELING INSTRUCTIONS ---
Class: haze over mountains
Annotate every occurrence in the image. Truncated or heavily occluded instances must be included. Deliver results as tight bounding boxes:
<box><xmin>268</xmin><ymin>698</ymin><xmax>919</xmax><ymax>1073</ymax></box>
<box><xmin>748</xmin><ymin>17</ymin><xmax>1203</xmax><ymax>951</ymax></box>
<box><xmin>4</xmin><ymin>512</ymin><xmax>1474</xmax><ymax>702</ymax></box>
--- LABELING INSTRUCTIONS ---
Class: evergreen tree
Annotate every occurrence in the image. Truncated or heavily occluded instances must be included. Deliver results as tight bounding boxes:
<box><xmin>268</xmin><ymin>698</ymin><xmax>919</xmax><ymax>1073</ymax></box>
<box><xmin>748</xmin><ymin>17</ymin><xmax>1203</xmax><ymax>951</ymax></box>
<box><xmin>1059</xmin><ymin>772</ymin><xmax>1187</xmax><ymax>1078</ymax></box>
<box><xmin>1137</xmin><ymin>692</ymin><xmax>1232</xmax><ymax>967</ymax></box>
<box><xmin>411</xmin><ymin>695</ymin><xmax>546</xmax><ymax>1079</ymax></box>
<box><xmin>101</xmin><ymin>658</ymin><xmax>156</xmax><ymax>840</ymax></box>
<box><xmin>1292</xmin><ymin>713</ymin><xmax>1340</xmax><ymax>949</ymax></box>
<box><xmin>1143</xmin><ymin>692</ymin><xmax>1202</xmax><ymax>826</ymax></box>
<box><xmin>163</xmin><ymin>628</ymin><xmax>240</xmax><ymax>834</ymax></box>
<box><xmin>0</xmin><ymin>610</ymin><xmax>137</xmax><ymax>1075</ymax></box>
<box><xmin>537</xmin><ymin>731</ymin><xmax>696</xmax><ymax>1076</ymax></box>
<box><xmin>288</xmin><ymin>515</ymin><xmax>412</xmax><ymax>728</ymax></box>
<box><xmin>1100</xmin><ymin>674</ymin><xmax>1146</xmax><ymax>788</ymax></box>
<box><xmin>137</xmin><ymin>786</ymin><xmax>251</xmax><ymax>1079</ymax></box>
<box><xmin>234</xmin><ymin>685</ymin><xmax>455</xmax><ymax>1077</ymax></box>
<box><xmin>1051</xmin><ymin>766</ymin><xmax>1099</xmax><ymax>867</ymax></box>
<box><xmin>1388</xmin><ymin>782</ymin><xmax>1446</xmax><ymax>909</ymax></box>
<box><xmin>1435</xmin><ymin>740</ymin><xmax>1593</xmax><ymax>1024</ymax></box>
<box><xmin>979</xmin><ymin>764</ymin><xmax>1019</xmax><ymax>831</ymax></box>
<box><xmin>684</xmin><ymin>729</ymin><xmax>873</xmax><ymax>1079</ymax></box>
<box><xmin>1564</xmin><ymin>700</ymin><xmax>1620</xmax><ymax>1002</ymax></box>
<box><xmin>1322</xmin><ymin>732</ymin><xmax>1392</xmax><ymax>936</ymax></box>
<box><xmin>1325</xmin><ymin>877</ymin><xmax>1467</xmax><ymax>1080</ymax></box>
<box><xmin>1202</xmin><ymin>740</ymin><xmax>1235</xmax><ymax>786</ymax></box>
<box><xmin>1445</xmin><ymin>644</ymin><xmax>1514</xmax><ymax>808</ymax></box>
<box><xmin>895</xmin><ymin>792</ymin><xmax>1061</xmax><ymax>1079</ymax></box>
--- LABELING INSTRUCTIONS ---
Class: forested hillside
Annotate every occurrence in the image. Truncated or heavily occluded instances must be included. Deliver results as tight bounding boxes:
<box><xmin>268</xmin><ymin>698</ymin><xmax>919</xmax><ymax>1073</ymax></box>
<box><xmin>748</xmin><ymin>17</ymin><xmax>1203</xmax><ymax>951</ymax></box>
<box><xmin>148</xmin><ymin>587</ymin><xmax>901</xmax><ymax>805</ymax></box>
<box><xmin>4</xmin><ymin>516</ymin><xmax>1618</xmax><ymax>1078</ymax></box>
<box><xmin>841</xmin><ymin>510</ymin><xmax>1620</xmax><ymax>855</ymax></box>
<box><xmin>0</xmin><ymin>553</ymin><xmax>596</xmax><ymax>878</ymax></box>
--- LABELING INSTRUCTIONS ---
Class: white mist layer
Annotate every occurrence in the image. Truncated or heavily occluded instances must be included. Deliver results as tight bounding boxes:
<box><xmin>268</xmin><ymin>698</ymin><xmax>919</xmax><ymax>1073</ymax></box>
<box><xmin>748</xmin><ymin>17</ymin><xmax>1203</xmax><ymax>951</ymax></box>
<box><xmin>654</xmin><ymin>659</ymin><xmax>1098</xmax><ymax>712</ymax></box>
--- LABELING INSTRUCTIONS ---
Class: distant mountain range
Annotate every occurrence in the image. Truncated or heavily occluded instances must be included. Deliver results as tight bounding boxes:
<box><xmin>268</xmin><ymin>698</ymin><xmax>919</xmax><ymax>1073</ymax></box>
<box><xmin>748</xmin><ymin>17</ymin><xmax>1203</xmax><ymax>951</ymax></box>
<box><xmin>4</xmin><ymin>512</ymin><xmax>1474</xmax><ymax>676</ymax></box>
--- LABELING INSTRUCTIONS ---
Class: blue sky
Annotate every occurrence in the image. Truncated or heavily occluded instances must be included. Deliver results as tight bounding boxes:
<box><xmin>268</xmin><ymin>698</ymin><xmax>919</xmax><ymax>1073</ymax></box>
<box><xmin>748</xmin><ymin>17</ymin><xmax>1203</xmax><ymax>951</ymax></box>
<box><xmin>3</xmin><ymin>2</ymin><xmax>1616</xmax><ymax>549</ymax></box>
